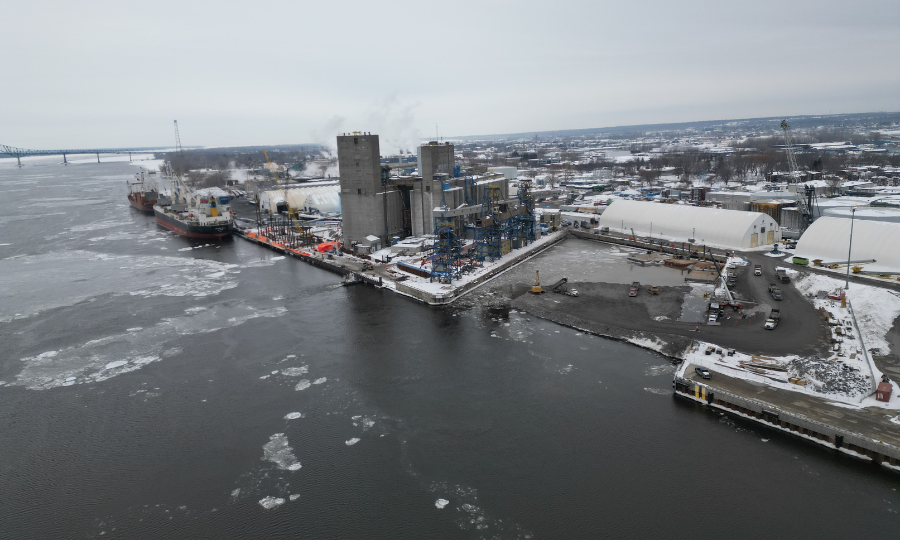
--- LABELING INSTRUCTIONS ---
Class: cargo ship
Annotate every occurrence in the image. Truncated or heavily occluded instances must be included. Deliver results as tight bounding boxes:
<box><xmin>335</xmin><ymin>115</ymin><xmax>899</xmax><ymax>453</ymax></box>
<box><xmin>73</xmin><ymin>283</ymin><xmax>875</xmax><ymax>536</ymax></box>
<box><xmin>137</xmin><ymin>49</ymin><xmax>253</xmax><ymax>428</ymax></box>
<box><xmin>153</xmin><ymin>173</ymin><xmax>233</xmax><ymax>239</ymax></box>
<box><xmin>126</xmin><ymin>171</ymin><xmax>158</xmax><ymax>213</ymax></box>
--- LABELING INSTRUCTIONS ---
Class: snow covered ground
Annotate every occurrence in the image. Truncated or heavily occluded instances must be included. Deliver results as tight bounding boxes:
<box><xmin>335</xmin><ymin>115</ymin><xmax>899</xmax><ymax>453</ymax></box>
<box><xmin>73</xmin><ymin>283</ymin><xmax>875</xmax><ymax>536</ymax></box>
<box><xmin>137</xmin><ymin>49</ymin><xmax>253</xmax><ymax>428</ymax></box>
<box><xmin>678</xmin><ymin>269</ymin><xmax>900</xmax><ymax>410</ymax></box>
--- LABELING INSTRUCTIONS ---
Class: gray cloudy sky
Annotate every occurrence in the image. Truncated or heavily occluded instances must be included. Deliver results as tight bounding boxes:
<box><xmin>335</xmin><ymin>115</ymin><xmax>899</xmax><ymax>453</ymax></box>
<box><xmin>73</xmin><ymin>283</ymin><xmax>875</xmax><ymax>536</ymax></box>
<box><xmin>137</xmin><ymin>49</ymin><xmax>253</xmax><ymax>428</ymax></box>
<box><xmin>2</xmin><ymin>0</ymin><xmax>898</xmax><ymax>152</ymax></box>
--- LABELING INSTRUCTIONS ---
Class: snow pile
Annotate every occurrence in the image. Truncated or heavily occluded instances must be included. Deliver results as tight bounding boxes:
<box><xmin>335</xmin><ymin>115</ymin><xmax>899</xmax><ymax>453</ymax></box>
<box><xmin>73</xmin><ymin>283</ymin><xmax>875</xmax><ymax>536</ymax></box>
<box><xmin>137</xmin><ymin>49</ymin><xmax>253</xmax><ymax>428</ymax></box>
<box><xmin>794</xmin><ymin>272</ymin><xmax>900</xmax><ymax>355</ymax></box>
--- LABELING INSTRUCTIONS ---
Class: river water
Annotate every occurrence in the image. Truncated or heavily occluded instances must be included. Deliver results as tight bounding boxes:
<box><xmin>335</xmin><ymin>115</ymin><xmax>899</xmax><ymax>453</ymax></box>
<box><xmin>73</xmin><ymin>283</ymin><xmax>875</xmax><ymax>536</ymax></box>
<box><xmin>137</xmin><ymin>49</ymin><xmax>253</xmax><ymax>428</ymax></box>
<box><xmin>1</xmin><ymin>158</ymin><xmax>899</xmax><ymax>539</ymax></box>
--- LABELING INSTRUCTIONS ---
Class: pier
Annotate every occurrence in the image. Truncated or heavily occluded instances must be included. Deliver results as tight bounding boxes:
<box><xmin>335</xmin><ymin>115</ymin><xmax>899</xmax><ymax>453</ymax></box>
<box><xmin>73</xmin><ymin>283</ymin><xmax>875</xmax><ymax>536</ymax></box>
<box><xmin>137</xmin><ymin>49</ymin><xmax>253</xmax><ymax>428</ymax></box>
<box><xmin>675</xmin><ymin>367</ymin><xmax>900</xmax><ymax>472</ymax></box>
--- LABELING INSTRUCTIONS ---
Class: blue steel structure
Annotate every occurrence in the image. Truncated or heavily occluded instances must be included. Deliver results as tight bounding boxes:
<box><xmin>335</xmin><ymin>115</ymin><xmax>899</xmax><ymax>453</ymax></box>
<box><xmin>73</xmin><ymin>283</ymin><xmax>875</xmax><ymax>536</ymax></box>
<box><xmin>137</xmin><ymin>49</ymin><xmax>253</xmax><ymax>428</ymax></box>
<box><xmin>429</xmin><ymin>175</ymin><xmax>536</xmax><ymax>283</ymax></box>
<box><xmin>431</xmin><ymin>176</ymin><xmax>461</xmax><ymax>282</ymax></box>
<box><xmin>513</xmin><ymin>181</ymin><xmax>536</xmax><ymax>246</ymax></box>
<box><xmin>1</xmin><ymin>144</ymin><xmax>170</xmax><ymax>166</ymax></box>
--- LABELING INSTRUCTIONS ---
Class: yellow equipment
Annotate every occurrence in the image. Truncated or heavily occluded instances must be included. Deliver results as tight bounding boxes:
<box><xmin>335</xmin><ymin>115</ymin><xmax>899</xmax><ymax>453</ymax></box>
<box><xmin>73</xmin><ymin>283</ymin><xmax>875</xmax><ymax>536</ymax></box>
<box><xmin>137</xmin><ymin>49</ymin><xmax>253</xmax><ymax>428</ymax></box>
<box><xmin>531</xmin><ymin>270</ymin><xmax>543</xmax><ymax>294</ymax></box>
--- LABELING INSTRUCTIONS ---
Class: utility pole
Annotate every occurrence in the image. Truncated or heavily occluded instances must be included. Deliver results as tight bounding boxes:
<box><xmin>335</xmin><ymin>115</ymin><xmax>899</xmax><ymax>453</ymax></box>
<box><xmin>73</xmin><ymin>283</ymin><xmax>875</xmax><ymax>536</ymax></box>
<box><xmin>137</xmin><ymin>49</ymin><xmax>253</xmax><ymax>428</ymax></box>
<box><xmin>845</xmin><ymin>206</ymin><xmax>857</xmax><ymax>291</ymax></box>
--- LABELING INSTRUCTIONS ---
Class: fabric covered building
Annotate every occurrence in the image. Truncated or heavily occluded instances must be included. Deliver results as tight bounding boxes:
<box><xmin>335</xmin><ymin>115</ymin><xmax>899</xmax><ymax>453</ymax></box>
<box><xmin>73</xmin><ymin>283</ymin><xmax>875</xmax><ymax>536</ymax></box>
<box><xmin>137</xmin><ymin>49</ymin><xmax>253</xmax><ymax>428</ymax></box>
<box><xmin>794</xmin><ymin>217</ymin><xmax>900</xmax><ymax>270</ymax></box>
<box><xmin>594</xmin><ymin>200</ymin><xmax>781</xmax><ymax>249</ymax></box>
<box><xmin>260</xmin><ymin>184</ymin><xmax>341</xmax><ymax>215</ymax></box>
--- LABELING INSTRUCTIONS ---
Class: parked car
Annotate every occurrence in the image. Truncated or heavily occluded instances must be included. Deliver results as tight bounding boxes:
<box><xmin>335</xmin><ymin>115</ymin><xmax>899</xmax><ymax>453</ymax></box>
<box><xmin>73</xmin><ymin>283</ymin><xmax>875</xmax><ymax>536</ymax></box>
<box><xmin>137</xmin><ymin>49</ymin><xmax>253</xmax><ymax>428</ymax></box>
<box><xmin>695</xmin><ymin>366</ymin><xmax>711</xmax><ymax>379</ymax></box>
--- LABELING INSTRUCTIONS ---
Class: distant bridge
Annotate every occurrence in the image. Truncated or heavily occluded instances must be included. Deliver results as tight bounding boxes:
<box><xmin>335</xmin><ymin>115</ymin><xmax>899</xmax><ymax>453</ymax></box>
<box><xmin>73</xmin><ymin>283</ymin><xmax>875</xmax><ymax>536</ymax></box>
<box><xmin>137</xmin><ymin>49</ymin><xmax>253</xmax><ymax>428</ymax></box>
<box><xmin>0</xmin><ymin>144</ymin><xmax>171</xmax><ymax>166</ymax></box>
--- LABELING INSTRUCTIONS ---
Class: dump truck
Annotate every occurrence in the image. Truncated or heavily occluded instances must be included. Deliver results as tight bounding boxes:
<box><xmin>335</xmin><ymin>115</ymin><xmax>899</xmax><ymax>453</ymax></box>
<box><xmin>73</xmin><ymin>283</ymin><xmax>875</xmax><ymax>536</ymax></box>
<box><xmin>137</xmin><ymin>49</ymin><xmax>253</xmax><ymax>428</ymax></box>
<box><xmin>629</xmin><ymin>282</ymin><xmax>639</xmax><ymax>297</ymax></box>
<box><xmin>764</xmin><ymin>308</ymin><xmax>781</xmax><ymax>330</ymax></box>
<box><xmin>775</xmin><ymin>268</ymin><xmax>791</xmax><ymax>283</ymax></box>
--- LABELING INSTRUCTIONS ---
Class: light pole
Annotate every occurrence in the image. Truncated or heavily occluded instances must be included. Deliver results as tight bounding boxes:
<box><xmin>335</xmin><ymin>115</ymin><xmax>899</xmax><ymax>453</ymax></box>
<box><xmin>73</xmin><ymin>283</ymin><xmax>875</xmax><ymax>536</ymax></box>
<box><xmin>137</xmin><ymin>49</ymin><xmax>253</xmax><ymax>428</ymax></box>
<box><xmin>845</xmin><ymin>206</ymin><xmax>857</xmax><ymax>291</ymax></box>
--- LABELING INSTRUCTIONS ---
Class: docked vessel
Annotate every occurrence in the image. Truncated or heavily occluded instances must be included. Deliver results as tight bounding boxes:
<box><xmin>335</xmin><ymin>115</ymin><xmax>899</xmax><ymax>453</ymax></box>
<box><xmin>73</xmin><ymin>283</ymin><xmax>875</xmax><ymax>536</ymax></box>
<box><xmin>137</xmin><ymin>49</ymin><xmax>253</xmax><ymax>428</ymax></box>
<box><xmin>126</xmin><ymin>171</ymin><xmax>158</xmax><ymax>213</ymax></box>
<box><xmin>153</xmin><ymin>172</ymin><xmax>233</xmax><ymax>239</ymax></box>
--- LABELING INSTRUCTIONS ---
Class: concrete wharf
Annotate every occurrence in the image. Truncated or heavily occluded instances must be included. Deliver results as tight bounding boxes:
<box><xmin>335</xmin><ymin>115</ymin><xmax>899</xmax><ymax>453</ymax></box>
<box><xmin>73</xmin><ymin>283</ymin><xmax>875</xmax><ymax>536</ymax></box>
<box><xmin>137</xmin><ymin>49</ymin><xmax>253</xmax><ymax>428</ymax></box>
<box><xmin>676</xmin><ymin>366</ymin><xmax>900</xmax><ymax>472</ymax></box>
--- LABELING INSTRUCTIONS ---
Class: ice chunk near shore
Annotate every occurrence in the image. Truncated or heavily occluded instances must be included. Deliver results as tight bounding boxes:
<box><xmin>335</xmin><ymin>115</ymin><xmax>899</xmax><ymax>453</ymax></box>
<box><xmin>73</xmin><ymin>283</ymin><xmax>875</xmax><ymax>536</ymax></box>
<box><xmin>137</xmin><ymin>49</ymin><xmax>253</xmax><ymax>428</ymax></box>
<box><xmin>262</xmin><ymin>433</ymin><xmax>301</xmax><ymax>471</ymax></box>
<box><xmin>294</xmin><ymin>380</ymin><xmax>311</xmax><ymax>391</ymax></box>
<box><xmin>435</xmin><ymin>499</ymin><xmax>449</xmax><ymax>509</ymax></box>
<box><xmin>258</xmin><ymin>496</ymin><xmax>285</xmax><ymax>510</ymax></box>
<box><xmin>345</xmin><ymin>438</ymin><xmax>361</xmax><ymax>446</ymax></box>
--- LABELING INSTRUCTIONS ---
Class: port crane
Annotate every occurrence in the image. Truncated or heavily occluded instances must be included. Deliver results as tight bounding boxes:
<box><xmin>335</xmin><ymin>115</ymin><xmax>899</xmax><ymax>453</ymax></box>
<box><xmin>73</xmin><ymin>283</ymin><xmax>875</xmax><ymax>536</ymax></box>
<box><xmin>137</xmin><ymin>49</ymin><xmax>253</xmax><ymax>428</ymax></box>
<box><xmin>780</xmin><ymin>120</ymin><xmax>818</xmax><ymax>232</ymax></box>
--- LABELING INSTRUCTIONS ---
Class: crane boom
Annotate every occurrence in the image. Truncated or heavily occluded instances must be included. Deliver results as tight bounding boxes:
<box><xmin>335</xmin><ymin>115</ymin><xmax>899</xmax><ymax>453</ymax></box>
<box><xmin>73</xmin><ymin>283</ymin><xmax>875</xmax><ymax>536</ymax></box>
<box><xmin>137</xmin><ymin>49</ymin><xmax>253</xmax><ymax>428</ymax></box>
<box><xmin>781</xmin><ymin>120</ymin><xmax>813</xmax><ymax>231</ymax></box>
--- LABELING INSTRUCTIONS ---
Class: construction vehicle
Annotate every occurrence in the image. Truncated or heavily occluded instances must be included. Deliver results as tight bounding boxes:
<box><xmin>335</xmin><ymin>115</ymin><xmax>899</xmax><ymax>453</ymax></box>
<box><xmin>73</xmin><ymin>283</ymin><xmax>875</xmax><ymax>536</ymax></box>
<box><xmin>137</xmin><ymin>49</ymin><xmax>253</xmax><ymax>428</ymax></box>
<box><xmin>775</xmin><ymin>268</ymin><xmax>791</xmax><ymax>283</ymax></box>
<box><xmin>649</xmin><ymin>285</ymin><xmax>659</xmax><ymax>295</ymax></box>
<box><xmin>765</xmin><ymin>308</ymin><xmax>781</xmax><ymax>330</ymax></box>
<box><xmin>548</xmin><ymin>277</ymin><xmax>578</xmax><ymax>297</ymax></box>
<box><xmin>531</xmin><ymin>270</ymin><xmax>543</xmax><ymax>294</ymax></box>
<box><xmin>629</xmin><ymin>282</ymin><xmax>639</xmax><ymax>297</ymax></box>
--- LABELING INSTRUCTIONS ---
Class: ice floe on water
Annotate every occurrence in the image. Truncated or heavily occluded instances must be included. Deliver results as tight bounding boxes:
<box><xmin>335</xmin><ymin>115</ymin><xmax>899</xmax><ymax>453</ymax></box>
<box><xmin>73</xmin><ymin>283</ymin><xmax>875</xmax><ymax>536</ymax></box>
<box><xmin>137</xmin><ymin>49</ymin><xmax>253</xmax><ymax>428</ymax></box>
<box><xmin>281</xmin><ymin>367</ymin><xmax>308</xmax><ymax>376</ymax></box>
<box><xmin>345</xmin><ymin>438</ymin><xmax>361</xmax><ymax>446</ymax></box>
<box><xmin>351</xmin><ymin>415</ymin><xmax>376</xmax><ymax>430</ymax></box>
<box><xmin>284</xmin><ymin>412</ymin><xmax>304</xmax><ymax>420</ymax></box>
<box><xmin>258</xmin><ymin>496</ymin><xmax>285</xmax><ymax>510</ymax></box>
<box><xmin>289</xmin><ymin>494</ymin><xmax>300</xmax><ymax>501</ymax></box>
<box><xmin>643</xmin><ymin>387</ymin><xmax>671</xmax><ymax>395</ymax></box>
<box><xmin>427</xmin><ymin>481</ymin><xmax>531</xmax><ymax>537</ymax></box>
<box><xmin>9</xmin><ymin>305</ymin><xmax>286</xmax><ymax>390</ymax></box>
<box><xmin>262</xmin><ymin>433</ymin><xmax>301</xmax><ymax>471</ymax></box>
<box><xmin>313</xmin><ymin>377</ymin><xmax>327</xmax><ymax>385</ymax></box>
<box><xmin>230</xmin><ymin>488</ymin><xmax>241</xmax><ymax>499</ymax></box>
<box><xmin>0</xmin><ymin>250</ymin><xmax>240</xmax><ymax>322</ymax></box>
<box><xmin>558</xmin><ymin>364</ymin><xmax>574</xmax><ymax>375</ymax></box>
<box><xmin>294</xmin><ymin>380</ymin><xmax>311</xmax><ymax>391</ymax></box>
<box><xmin>644</xmin><ymin>364</ymin><xmax>676</xmax><ymax>377</ymax></box>
<box><xmin>242</xmin><ymin>256</ymin><xmax>286</xmax><ymax>268</ymax></box>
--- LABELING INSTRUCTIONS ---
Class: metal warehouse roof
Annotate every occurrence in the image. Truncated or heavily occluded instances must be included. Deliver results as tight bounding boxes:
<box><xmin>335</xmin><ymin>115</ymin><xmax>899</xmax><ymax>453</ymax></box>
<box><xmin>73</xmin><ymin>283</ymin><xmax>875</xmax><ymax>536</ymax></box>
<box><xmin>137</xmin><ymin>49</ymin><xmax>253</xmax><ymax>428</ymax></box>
<box><xmin>795</xmin><ymin>217</ymin><xmax>900</xmax><ymax>271</ymax></box>
<box><xmin>595</xmin><ymin>200</ymin><xmax>779</xmax><ymax>249</ymax></box>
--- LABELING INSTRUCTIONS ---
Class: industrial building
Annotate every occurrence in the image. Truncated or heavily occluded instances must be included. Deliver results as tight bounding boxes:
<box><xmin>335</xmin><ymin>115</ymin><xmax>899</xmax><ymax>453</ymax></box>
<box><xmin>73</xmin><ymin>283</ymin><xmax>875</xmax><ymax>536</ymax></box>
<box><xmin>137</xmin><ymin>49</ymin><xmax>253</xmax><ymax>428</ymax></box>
<box><xmin>336</xmin><ymin>133</ymin><xmax>537</xmax><ymax>282</ymax></box>
<box><xmin>594</xmin><ymin>200</ymin><xmax>782</xmax><ymax>249</ymax></box>
<box><xmin>794</xmin><ymin>217</ymin><xmax>900</xmax><ymax>271</ymax></box>
<box><xmin>337</xmin><ymin>133</ymin><xmax>407</xmax><ymax>245</ymax></box>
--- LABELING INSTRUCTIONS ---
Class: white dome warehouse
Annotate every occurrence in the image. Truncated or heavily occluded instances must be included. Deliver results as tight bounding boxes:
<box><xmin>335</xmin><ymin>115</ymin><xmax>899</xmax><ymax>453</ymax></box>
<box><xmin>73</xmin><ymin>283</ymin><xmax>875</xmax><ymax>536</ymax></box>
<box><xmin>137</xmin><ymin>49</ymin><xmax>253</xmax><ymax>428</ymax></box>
<box><xmin>794</xmin><ymin>217</ymin><xmax>900</xmax><ymax>271</ymax></box>
<box><xmin>594</xmin><ymin>200</ymin><xmax>782</xmax><ymax>249</ymax></box>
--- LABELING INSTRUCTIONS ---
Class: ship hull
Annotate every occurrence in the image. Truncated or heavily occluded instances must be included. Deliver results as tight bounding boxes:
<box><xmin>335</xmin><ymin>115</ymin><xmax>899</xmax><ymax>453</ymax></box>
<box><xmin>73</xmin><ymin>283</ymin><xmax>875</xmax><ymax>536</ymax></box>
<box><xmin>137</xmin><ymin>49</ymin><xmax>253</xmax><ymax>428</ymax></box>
<box><xmin>154</xmin><ymin>208</ymin><xmax>232</xmax><ymax>239</ymax></box>
<box><xmin>128</xmin><ymin>192</ymin><xmax>157</xmax><ymax>213</ymax></box>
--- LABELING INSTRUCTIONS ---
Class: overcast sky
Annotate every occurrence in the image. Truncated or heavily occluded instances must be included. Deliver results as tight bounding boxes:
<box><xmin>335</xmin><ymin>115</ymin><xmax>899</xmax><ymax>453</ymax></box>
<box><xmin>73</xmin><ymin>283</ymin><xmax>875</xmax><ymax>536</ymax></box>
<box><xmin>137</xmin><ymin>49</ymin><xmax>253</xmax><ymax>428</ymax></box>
<box><xmin>2</xmin><ymin>0</ymin><xmax>898</xmax><ymax>152</ymax></box>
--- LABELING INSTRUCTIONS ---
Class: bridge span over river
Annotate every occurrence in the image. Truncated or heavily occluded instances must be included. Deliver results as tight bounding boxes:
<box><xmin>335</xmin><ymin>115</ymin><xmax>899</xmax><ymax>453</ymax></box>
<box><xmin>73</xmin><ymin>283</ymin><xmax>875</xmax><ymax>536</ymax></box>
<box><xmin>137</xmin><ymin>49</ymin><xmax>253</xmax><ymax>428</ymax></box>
<box><xmin>1</xmin><ymin>144</ymin><xmax>170</xmax><ymax>166</ymax></box>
